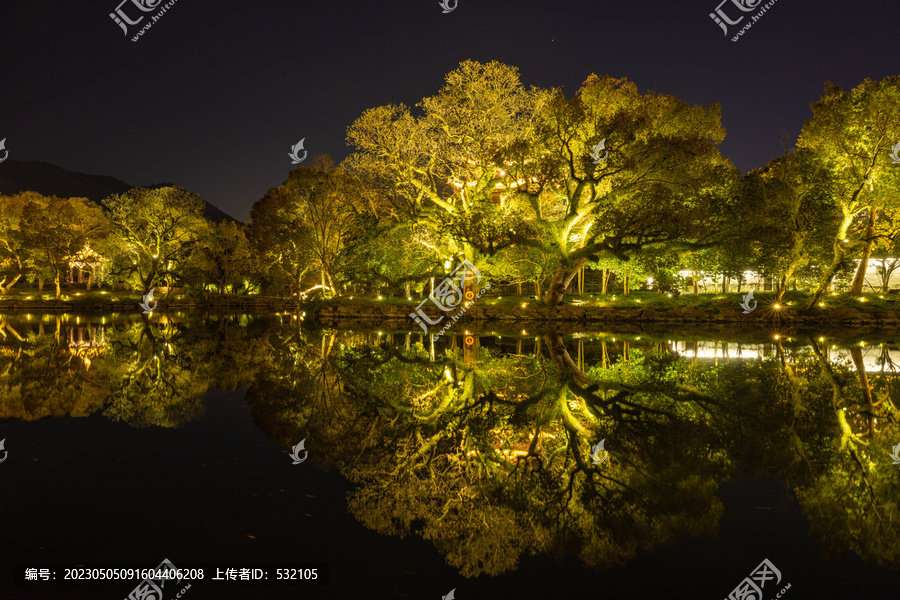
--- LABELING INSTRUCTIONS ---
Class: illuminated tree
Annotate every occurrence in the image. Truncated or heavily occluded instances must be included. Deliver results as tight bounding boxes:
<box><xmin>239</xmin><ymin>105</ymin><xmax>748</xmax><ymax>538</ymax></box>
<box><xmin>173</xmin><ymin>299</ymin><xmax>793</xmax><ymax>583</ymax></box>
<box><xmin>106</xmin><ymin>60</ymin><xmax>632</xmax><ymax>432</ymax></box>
<box><xmin>0</xmin><ymin>193</ymin><xmax>32</xmax><ymax>294</ymax></box>
<box><xmin>248</xmin><ymin>156</ymin><xmax>357</xmax><ymax>298</ymax></box>
<box><xmin>799</xmin><ymin>77</ymin><xmax>900</xmax><ymax>307</ymax></box>
<box><xmin>102</xmin><ymin>186</ymin><xmax>207</xmax><ymax>294</ymax></box>
<box><xmin>344</xmin><ymin>60</ymin><xmax>553</xmax><ymax>282</ymax></box>
<box><xmin>21</xmin><ymin>194</ymin><xmax>109</xmax><ymax>298</ymax></box>
<box><xmin>501</xmin><ymin>74</ymin><xmax>735</xmax><ymax>305</ymax></box>
<box><xmin>187</xmin><ymin>220</ymin><xmax>256</xmax><ymax>293</ymax></box>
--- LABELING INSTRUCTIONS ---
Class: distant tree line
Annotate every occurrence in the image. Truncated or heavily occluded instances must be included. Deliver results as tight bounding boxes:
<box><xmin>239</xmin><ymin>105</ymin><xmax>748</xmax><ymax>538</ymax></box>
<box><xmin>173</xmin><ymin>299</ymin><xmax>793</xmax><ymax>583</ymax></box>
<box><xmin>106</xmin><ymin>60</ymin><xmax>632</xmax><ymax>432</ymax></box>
<box><xmin>2</xmin><ymin>61</ymin><xmax>900</xmax><ymax>304</ymax></box>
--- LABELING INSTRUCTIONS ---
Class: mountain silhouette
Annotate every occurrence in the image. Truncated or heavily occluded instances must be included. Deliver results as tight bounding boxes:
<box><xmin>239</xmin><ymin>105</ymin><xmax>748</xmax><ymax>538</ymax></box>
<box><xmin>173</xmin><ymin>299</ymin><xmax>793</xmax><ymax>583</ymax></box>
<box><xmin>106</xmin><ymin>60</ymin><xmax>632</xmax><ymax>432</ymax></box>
<box><xmin>0</xmin><ymin>159</ymin><xmax>235</xmax><ymax>222</ymax></box>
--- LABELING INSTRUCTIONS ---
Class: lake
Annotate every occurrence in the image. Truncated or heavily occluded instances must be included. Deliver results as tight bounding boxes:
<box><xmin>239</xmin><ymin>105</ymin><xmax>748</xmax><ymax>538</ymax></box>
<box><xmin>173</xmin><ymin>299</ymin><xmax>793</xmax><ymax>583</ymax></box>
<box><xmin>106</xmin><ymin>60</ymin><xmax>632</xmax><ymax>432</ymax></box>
<box><xmin>1</xmin><ymin>312</ymin><xmax>898</xmax><ymax>599</ymax></box>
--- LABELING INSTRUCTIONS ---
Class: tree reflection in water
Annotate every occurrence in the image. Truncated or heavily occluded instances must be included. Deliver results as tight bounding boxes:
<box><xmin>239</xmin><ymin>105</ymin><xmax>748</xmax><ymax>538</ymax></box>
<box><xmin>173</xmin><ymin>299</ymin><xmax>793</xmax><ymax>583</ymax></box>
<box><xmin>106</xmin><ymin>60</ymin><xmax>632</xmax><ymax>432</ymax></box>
<box><xmin>0</xmin><ymin>315</ymin><xmax>898</xmax><ymax>574</ymax></box>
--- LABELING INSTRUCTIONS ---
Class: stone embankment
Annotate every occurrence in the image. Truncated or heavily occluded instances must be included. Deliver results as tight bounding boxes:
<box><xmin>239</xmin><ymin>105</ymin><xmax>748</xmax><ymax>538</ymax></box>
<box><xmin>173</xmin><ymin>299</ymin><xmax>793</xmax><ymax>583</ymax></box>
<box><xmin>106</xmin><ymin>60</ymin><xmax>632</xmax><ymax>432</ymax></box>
<box><xmin>315</xmin><ymin>300</ymin><xmax>900</xmax><ymax>331</ymax></box>
<box><xmin>0</xmin><ymin>296</ymin><xmax>301</xmax><ymax>313</ymax></box>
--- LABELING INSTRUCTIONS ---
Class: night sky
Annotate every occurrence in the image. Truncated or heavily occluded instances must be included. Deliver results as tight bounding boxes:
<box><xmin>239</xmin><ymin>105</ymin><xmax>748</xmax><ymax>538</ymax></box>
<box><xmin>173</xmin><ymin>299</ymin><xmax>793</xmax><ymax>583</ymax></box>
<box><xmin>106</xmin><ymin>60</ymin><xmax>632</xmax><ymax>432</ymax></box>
<box><xmin>2</xmin><ymin>0</ymin><xmax>897</xmax><ymax>221</ymax></box>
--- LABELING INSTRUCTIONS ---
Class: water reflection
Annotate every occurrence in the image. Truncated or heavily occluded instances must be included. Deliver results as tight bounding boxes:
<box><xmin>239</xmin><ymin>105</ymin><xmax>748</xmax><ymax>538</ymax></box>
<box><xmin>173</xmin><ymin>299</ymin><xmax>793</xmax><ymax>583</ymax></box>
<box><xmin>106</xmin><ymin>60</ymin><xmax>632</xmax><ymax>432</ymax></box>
<box><xmin>1</xmin><ymin>313</ymin><xmax>898</xmax><ymax>575</ymax></box>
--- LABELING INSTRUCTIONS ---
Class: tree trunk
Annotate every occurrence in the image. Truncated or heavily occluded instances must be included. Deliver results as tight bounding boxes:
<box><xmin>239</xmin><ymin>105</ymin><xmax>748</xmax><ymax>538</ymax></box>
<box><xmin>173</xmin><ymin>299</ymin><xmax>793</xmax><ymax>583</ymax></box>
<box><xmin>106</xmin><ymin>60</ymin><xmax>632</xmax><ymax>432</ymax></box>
<box><xmin>543</xmin><ymin>259</ymin><xmax>588</xmax><ymax>306</ymax></box>
<box><xmin>849</xmin><ymin>212</ymin><xmax>876</xmax><ymax>295</ymax></box>
<box><xmin>692</xmin><ymin>271</ymin><xmax>699</xmax><ymax>295</ymax></box>
<box><xmin>55</xmin><ymin>272</ymin><xmax>61</xmax><ymax>299</ymax></box>
<box><xmin>0</xmin><ymin>274</ymin><xmax>21</xmax><ymax>294</ymax></box>
<box><xmin>601</xmin><ymin>270</ymin><xmax>609</xmax><ymax>295</ymax></box>
<box><xmin>623</xmin><ymin>274</ymin><xmax>629</xmax><ymax>295</ymax></box>
<box><xmin>806</xmin><ymin>213</ymin><xmax>855</xmax><ymax>309</ymax></box>
<box><xmin>849</xmin><ymin>346</ymin><xmax>876</xmax><ymax>437</ymax></box>
<box><xmin>38</xmin><ymin>278</ymin><xmax>45</xmax><ymax>292</ymax></box>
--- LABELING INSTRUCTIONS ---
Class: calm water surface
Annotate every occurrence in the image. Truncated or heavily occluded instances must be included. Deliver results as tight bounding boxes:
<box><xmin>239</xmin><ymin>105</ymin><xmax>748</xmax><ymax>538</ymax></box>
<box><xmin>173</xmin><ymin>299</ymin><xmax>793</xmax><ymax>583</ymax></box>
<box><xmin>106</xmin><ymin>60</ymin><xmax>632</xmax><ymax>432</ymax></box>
<box><xmin>1</xmin><ymin>313</ymin><xmax>898</xmax><ymax>599</ymax></box>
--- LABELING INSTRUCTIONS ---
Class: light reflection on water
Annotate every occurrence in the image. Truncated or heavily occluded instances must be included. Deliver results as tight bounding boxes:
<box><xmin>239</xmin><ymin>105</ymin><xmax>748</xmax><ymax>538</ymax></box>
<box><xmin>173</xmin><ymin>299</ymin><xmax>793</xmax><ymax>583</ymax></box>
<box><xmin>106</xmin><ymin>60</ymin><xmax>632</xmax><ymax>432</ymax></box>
<box><xmin>1</xmin><ymin>311</ymin><xmax>899</xmax><ymax>595</ymax></box>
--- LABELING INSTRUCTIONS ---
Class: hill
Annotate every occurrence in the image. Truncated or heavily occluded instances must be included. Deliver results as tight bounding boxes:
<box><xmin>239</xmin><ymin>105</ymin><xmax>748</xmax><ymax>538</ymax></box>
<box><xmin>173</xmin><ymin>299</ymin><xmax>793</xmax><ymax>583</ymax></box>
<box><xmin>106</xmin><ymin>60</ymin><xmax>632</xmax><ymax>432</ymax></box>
<box><xmin>0</xmin><ymin>159</ymin><xmax>235</xmax><ymax>222</ymax></box>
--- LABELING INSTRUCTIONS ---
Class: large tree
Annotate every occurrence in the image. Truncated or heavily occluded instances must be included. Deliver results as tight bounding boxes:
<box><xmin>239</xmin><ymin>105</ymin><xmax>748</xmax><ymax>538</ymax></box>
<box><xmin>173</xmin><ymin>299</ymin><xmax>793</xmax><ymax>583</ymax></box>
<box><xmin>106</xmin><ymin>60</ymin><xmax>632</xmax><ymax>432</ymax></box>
<box><xmin>0</xmin><ymin>193</ymin><xmax>33</xmax><ymax>294</ymax></box>
<box><xmin>187</xmin><ymin>220</ymin><xmax>255</xmax><ymax>294</ymax></box>
<box><xmin>799</xmin><ymin>78</ymin><xmax>900</xmax><ymax>308</ymax></box>
<box><xmin>344</xmin><ymin>60</ymin><xmax>552</xmax><ymax>282</ymax></box>
<box><xmin>744</xmin><ymin>147</ymin><xmax>837</xmax><ymax>301</ymax></box>
<box><xmin>102</xmin><ymin>186</ymin><xmax>208</xmax><ymax>293</ymax></box>
<box><xmin>249</xmin><ymin>156</ymin><xmax>357</xmax><ymax>298</ymax></box>
<box><xmin>21</xmin><ymin>194</ymin><xmax>109</xmax><ymax>298</ymax></box>
<box><xmin>503</xmin><ymin>74</ymin><xmax>735</xmax><ymax>305</ymax></box>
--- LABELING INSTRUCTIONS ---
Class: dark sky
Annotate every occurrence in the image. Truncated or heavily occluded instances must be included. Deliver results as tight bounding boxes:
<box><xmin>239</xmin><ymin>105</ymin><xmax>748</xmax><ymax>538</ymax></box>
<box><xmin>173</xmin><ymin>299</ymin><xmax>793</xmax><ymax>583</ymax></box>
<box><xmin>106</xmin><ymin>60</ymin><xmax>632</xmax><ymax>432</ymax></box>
<box><xmin>2</xmin><ymin>0</ymin><xmax>897</xmax><ymax>221</ymax></box>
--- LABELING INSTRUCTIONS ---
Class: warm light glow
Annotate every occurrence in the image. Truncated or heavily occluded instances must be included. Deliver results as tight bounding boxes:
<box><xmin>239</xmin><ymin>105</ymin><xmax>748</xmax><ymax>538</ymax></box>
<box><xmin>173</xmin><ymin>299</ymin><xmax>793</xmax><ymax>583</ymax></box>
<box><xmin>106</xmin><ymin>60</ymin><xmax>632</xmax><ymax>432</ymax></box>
<box><xmin>819</xmin><ymin>302</ymin><xmax>824</xmax><ymax>307</ymax></box>
<box><xmin>444</xmin><ymin>261</ymin><xmax>452</xmax><ymax>269</ymax></box>
<box><xmin>667</xmin><ymin>293</ymin><xmax>672</xmax><ymax>298</ymax></box>
<box><xmin>774</xmin><ymin>304</ymin><xmax>781</xmax><ymax>309</ymax></box>
<box><xmin>859</xmin><ymin>297</ymin><xmax>866</xmax><ymax>302</ymax></box>
<box><xmin>377</xmin><ymin>296</ymin><xmax>383</xmax><ymax>300</ymax></box>
<box><xmin>521</xmin><ymin>303</ymin><xmax>527</xmax><ymax>308</ymax></box>
<box><xmin>774</xmin><ymin>335</ymin><xmax>780</xmax><ymax>340</ymax></box>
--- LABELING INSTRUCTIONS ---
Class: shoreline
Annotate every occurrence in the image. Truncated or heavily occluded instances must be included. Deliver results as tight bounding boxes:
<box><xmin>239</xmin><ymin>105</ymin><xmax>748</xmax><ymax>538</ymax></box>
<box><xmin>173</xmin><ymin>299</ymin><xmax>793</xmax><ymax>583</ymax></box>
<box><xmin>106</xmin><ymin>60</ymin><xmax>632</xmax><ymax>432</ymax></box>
<box><xmin>2</xmin><ymin>296</ymin><xmax>900</xmax><ymax>329</ymax></box>
<box><xmin>314</xmin><ymin>298</ymin><xmax>900</xmax><ymax>328</ymax></box>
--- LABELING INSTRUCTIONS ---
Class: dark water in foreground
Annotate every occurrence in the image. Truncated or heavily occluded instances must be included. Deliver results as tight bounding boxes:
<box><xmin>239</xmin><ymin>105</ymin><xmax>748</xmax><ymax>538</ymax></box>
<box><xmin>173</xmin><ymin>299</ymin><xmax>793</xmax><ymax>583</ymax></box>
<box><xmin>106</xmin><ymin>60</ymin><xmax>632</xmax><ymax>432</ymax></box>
<box><xmin>0</xmin><ymin>313</ymin><xmax>898</xmax><ymax>599</ymax></box>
